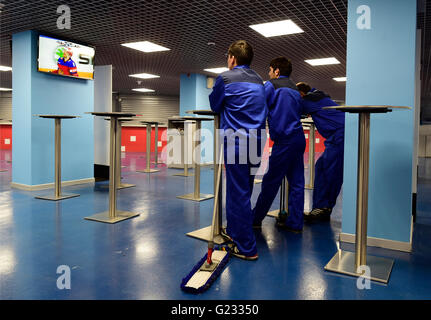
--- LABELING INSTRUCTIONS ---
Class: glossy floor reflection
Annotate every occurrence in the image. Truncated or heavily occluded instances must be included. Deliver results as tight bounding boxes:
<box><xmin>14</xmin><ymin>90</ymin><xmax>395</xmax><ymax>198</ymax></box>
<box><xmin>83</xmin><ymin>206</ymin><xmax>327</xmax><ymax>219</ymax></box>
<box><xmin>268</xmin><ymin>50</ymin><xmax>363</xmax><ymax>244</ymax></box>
<box><xmin>0</xmin><ymin>150</ymin><xmax>430</xmax><ymax>299</ymax></box>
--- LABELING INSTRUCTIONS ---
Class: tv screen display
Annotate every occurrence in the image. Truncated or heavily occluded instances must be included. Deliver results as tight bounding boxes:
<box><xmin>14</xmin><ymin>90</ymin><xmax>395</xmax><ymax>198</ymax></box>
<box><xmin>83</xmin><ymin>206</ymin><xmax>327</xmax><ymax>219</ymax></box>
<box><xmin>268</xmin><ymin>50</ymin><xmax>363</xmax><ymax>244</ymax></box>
<box><xmin>38</xmin><ymin>35</ymin><xmax>95</xmax><ymax>80</ymax></box>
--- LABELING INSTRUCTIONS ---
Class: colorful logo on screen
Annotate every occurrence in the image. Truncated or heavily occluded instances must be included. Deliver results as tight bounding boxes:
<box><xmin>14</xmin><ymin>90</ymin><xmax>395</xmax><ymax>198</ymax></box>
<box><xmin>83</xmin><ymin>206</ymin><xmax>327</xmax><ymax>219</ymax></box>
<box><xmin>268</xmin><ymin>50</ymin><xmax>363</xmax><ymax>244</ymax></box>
<box><xmin>51</xmin><ymin>46</ymin><xmax>78</xmax><ymax>77</ymax></box>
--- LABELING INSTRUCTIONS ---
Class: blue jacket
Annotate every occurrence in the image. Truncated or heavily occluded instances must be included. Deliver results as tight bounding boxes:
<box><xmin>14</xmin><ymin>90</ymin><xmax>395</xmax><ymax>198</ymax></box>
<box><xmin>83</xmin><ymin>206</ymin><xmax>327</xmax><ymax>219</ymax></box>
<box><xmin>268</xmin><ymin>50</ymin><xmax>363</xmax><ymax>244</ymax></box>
<box><xmin>209</xmin><ymin>65</ymin><xmax>267</xmax><ymax>134</ymax></box>
<box><xmin>301</xmin><ymin>89</ymin><xmax>345</xmax><ymax>142</ymax></box>
<box><xmin>265</xmin><ymin>76</ymin><xmax>304</xmax><ymax>143</ymax></box>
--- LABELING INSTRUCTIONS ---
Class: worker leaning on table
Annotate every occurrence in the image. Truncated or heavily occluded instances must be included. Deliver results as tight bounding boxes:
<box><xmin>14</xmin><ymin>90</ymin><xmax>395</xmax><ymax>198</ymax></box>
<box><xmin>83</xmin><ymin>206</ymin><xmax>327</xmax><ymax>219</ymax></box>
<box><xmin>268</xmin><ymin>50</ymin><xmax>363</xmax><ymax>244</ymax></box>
<box><xmin>209</xmin><ymin>40</ymin><xmax>267</xmax><ymax>261</ymax></box>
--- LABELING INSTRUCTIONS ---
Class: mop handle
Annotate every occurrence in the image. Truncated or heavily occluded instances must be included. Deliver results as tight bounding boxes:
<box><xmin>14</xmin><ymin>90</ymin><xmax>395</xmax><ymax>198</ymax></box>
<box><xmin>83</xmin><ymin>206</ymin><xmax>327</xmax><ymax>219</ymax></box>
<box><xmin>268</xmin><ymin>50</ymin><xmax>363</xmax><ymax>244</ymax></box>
<box><xmin>208</xmin><ymin>148</ymin><xmax>224</xmax><ymax>256</ymax></box>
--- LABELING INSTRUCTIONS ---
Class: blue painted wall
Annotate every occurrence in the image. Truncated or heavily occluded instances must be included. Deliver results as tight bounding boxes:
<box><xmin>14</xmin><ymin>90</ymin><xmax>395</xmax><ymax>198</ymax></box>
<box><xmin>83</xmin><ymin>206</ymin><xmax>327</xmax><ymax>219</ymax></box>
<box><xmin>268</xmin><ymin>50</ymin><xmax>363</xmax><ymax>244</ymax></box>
<box><xmin>12</xmin><ymin>30</ymin><xmax>94</xmax><ymax>186</ymax></box>
<box><xmin>342</xmin><ymin>0</ymin><xmax>417</xmax><ymax>243</ymax></box>
<box><xmin>179</xmin><ymin>73</ymin><xmax>213</xmax><ymax>163</ymax></box>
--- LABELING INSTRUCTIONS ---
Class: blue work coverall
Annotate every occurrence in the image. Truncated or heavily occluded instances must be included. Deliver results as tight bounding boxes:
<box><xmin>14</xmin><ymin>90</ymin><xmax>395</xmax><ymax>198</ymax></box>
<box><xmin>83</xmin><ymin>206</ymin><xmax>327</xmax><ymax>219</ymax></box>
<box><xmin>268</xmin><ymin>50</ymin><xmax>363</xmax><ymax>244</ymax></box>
<box><xmin>252</xmin><ymin>76</ymin><xmax>306</xmax><ymax>231</ymax></box>
<box><xmin>209</xmin><ymin>65</ymin><xmax>267</xmax><ymax>256</ymax></box>
<box><xmin>301</xmin><ymin>89</ymin><xmax>345</xmax><ymax>210</ymax></box>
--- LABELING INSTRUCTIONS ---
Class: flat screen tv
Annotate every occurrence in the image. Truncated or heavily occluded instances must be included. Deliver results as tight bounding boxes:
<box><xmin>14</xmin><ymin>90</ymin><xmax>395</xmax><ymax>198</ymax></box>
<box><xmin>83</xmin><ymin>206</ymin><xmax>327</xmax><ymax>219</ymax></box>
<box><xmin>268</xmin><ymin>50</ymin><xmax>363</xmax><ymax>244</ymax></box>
<box><xmin>38</xmin><ymin>34</ymin><xmax>95</xmax><ymax>80</ymax></box>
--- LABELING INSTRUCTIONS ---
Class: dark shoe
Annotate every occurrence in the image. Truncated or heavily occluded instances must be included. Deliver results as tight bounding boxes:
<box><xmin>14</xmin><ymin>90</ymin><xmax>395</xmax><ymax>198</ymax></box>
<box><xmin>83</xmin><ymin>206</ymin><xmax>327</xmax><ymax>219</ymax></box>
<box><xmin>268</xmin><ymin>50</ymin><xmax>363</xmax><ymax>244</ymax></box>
<box><xmin>275</xmin><ymin>220</ymin><xmax>303</xmax><ymax>233</ymax></box>
<box><xmin>304</xmin><ymin>208</ymin><xmax>332</xmax><ymax>222</ymax></box>
<box><xmin>220</xmin><ymin>227</ymin><xmax>233</xmax><ymax>242</ymax></box>
<box><xmin>226</xmin><ymin>243</ymin><xmax>258</xmax><ymax>261</ymax></box>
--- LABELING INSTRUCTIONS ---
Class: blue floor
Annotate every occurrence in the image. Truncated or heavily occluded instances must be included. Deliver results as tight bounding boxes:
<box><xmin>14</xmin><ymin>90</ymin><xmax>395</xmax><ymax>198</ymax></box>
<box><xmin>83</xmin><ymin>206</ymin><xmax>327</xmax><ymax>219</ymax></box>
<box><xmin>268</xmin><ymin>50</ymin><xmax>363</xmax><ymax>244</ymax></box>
<box><xmin>0</xmin><ymin>151</ymin><xmax>430</xmax><ymax>299</ymax></box>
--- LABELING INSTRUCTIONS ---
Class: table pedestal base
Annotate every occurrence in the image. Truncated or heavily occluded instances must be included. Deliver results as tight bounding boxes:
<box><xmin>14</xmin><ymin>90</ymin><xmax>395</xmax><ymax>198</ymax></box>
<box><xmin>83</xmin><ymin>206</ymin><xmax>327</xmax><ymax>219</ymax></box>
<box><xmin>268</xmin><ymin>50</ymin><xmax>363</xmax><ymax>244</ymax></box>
<box><xmin>35</xmin><ymin>193</ymin><xmax>80</xmax><ymax>201</ymax></box>
<box><xmin>118</xmin><ymin>183</ymin><xmax>136</xmax><ymax>189</ymax></box>
<box><xmin>137</xmin><ymin>169</ymin><xmax>160</xmax><ymax>173</ymax></box>
<box><xmin>324</xmin><ymin>250</ymin><xmax>394</xmax><ymax>284</ymax></box>
<box><xmin>84</xmin><ymin>210</ymin><xmax>140</xmax><ymax>224</ymax></box>
<box><xmin>267</xmin><ymin>209</ymin><xmax>279</xmax><ymax>218</ymax></box>
<box><xmin>173</xmin><ymin>172</ymin><xmax>194</xmax><ymax>177</ymax></box>
<box><xmin>176</xmin><ymin>193</ymin><xmax>214</xmax><ymax>202</ymax></box>
<box><xmin>186</xmin><ymin>225</ymin><xmax>227</xmax><ymax>244</ymax></box>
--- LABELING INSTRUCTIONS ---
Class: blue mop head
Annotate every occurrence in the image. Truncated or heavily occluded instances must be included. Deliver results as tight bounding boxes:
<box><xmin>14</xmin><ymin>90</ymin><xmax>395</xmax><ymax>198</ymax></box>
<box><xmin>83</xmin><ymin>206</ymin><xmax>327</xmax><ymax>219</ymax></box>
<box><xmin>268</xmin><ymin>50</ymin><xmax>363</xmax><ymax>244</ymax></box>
<box><xmin>181</xmin><ymin>247</ymin><xmax>230</xmax><ymax>294</ymax></box>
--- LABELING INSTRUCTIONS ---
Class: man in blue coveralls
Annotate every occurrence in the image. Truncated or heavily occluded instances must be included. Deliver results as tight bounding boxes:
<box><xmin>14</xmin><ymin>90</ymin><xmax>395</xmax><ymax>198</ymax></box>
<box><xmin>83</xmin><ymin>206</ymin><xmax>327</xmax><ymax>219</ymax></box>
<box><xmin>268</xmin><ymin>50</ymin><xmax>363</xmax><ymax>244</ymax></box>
<box><xmin>252</xmin><ymin>57</ymin><xmax>306</xmax><ymax>233</ymax></box>
<box><xmin>209</xmin><ymin>40</ymin><xmax>267</xmax><ymax>260</ymax></box>
<box><xmin>296</xmin><ymin>82</ymin><xmax>345</xmax><ymax>222</ymax></box>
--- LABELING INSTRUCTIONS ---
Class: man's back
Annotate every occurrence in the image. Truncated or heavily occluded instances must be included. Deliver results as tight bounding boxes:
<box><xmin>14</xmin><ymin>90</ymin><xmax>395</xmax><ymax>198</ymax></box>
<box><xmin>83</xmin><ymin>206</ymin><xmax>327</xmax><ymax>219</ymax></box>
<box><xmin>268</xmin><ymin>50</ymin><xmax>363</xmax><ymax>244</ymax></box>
<box><xmin>265</xmin><ymin>77</ymin><xmax>303</xmax><ymax>143</ymax></box>
<box><xmin>209</xmin><ymin>65</ymin><xmax>267</xmax><ymax>133</ymax></box>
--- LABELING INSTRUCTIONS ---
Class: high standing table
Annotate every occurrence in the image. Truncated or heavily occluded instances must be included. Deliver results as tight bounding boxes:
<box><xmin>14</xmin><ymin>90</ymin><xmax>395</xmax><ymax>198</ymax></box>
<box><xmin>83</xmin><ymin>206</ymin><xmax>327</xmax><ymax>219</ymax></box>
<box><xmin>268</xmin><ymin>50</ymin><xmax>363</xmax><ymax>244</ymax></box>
<box><xmin>176</xmin><ymin>116</ymin><xmax>214</xmax><ymax>202</ymax></box>
<box><xmin>137</xmin><ymin>121</ymin><xmax>160</xmax><ymax>173</ymax></box>
<box><xmin>171</xmin><ymin>119</ymin><xmax>194</xmax><ymax>177</ymax></box>
<box><xmin>85</xmin><ymin>112</ymin><xmax>140</xmax><ymax>224</ymax></box>
<box><xmin>34</xmin><ymin>115</ymin><xmax>80</xmax><ymax>201</ymax></box>
<box><xmin>267</xmin><ymin>177</ymin><xmax>289</xmax><ymax>218</ymax></box>
<box><xmin>302</xmin><ymin>118</ymin><xmax>316</xmax><ymax>190</ymax></box>
<box><xmin>0</xmin><ymin>119</ymin><xmax>7</xmax><ymax>172</ymax></box>
<box><xmin>185</xmin><ymin>110</ymin><xmax>225</xmax><ymax>244</ymax></box>
<box><xmin>323</xmin><ymin>105</ymin><xmax>410</xmax><ymax>284</ymax></box>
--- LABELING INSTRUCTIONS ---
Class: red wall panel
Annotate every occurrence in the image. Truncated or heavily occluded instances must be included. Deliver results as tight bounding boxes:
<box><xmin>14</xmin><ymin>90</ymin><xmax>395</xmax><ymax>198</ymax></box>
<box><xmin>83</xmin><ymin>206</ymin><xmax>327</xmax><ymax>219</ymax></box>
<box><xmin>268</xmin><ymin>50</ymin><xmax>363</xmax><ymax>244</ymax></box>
<box><xmin>121</xmin><ymin>126</ymin><xmax>167</xmax><ymax>153</ymax></box>
<box><xmin>0</xmin><ymin>124</ymin><xmax>12</xmax><ymax>150</ymax></box>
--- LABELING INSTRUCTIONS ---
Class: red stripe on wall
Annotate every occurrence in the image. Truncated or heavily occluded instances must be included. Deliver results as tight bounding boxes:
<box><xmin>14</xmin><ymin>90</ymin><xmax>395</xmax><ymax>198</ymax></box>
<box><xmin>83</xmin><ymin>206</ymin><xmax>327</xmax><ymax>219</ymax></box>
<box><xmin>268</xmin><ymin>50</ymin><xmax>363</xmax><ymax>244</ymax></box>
<box><xmin>0</xmin><ymin>124</ymin><xmax>12</xmax><ymax>150</ymax></box>
<box><xmin>121</xmin><ymin>126</ymin><xmax>167</xmax><ymax>153</ymax></box>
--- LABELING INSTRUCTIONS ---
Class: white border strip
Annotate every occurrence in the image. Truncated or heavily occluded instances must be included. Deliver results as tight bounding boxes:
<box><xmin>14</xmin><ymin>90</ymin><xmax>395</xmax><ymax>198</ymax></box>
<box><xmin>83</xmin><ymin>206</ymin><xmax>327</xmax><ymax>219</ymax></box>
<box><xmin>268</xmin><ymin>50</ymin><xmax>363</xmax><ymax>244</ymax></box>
<box><xmin>11</xmin><ymin>178</ymin><xmax>95</xmax><ymax>191</ymax></box>
<box><xmin>339</xmin><ymin>233</ymin><xmax>412</xmax><ymax>253</ymax></box>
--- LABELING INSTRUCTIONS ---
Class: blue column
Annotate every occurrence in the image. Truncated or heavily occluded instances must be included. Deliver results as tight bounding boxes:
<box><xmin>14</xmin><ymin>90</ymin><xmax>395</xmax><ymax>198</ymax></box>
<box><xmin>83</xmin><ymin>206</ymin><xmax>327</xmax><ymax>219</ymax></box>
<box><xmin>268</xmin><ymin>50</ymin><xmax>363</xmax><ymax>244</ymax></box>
<box><xmin>12</xmin><ymin>30</ymin><xmax>94</xmax><ymax>187</ymax></box>
<box><xmin>342</xmin><ymin>1</ymin><xmax>417</xmax><ymax>247</ymax></box>
<box><xmin>179</xmin><ymin>73</ymin><xmax>213</xmax><ymax>164</ymax></box>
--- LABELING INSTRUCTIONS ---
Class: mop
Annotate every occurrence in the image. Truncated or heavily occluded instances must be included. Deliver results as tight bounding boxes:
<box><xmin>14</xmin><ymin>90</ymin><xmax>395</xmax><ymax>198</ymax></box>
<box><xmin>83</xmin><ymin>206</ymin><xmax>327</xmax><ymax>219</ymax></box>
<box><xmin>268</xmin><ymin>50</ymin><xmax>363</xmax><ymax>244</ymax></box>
<box><xmin>181</xmin><ymin>149</ymin><xmax>230</xmax><ymax>294</ymax></box>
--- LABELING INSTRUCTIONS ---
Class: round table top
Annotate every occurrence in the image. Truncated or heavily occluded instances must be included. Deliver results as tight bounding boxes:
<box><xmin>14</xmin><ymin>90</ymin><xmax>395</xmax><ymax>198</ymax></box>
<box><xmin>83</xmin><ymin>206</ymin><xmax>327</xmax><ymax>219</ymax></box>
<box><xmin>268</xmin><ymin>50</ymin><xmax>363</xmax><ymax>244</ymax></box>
<box><xmin>187</xmin><ymin>110</ymin><xmax>217</xmax><ymax>117</ymax></box>
<box><xmin>323</xmin><ymin>105</ymin><xmax>411</xmax><ymax>113</ymax></box>
<box><xmin>140</xmin><ymin>121</ymin><xmax>162</xmax><ymax>125</ymax></box>
<box><xmin>36</xmin><ymin>115</ymin><xmax>79</xmax><ymax>119</ymax></box>
<box><xmin>88</xmin><ymin>112</ymin><xmax>136</xmax><ymax>117</ymax></box>
<box><xmin>105</xmin><ymin>117</ymin><xmax>134</xmax><ymax>121</ymax></box>
<box><xmin>181</xmin><ymin>116</ymin><xmax>214</xmax><ymax>121</ymax></box>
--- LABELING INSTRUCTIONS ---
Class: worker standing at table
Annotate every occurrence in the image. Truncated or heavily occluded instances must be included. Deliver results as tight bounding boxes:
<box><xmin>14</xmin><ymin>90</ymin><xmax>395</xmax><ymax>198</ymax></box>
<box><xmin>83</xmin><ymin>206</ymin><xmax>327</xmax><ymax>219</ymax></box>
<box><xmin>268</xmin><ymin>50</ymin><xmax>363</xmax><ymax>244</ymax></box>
<box><xmin>296</xmin><ymin>82</ymin><xmax>345</xmax><ymax>222</ymax></box>
<box><xmin>252</xmin><ymin>57</ymin><xmax>306</xmax><ymax>233</ymax></box>
<box><xmin>209</xmin><ymin>40</ymin><xmax>267</xmax><ymax>260</ymax></box>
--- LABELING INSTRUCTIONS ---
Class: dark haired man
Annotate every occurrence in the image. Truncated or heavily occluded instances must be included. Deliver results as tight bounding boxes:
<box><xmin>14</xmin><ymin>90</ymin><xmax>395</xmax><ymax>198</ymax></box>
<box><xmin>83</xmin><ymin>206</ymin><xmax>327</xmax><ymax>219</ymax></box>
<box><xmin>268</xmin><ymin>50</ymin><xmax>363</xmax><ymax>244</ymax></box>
<box><xmin>296</xmin><ymin>82</ymin><xmax>345</xmax><ymax>222</ymax></box>
<box><xmin>252</xmin><ymin>57</ymin><xmax>306</xmax><ymax>233</ymax></box>
<box><xmin>209</xmin><ymin>40</ymin><xmax>267</xmax><ymax>260</ymax></box>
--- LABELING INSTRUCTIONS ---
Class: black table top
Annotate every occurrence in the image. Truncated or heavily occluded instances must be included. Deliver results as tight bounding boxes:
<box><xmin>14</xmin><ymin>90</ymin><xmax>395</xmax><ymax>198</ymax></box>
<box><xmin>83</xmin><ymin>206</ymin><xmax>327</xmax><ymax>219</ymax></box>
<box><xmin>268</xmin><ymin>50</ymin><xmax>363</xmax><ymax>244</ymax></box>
<box><xmin>36</xmin><ymin>115</ymin><xmax>79</xmax><ymax>119</ymax></box>
<box><xmin>181</xmin><ymin>116</ymin><xmax>214</xmax><ymax>121</ymax></box>
<box><xmin>104</xmin><ymin>117</ymin><xmax>134</xmax><ymax>122</ymax></box>
<box><xmin>88</xmin><ymin>112</ymin><xmax>136</xmax><ymax>117</ymax></box>
<box><xmin>140</xmin><ymin>121</ymin><xmax>162</xmax><ymax>125</ymax></box>
<box><xmin>323</xmin><ymin>105</ymin><xmax>410</xmax><ymax>113</ymax></box>
<box><xmin>187</xmin><ymin>110</ymin><xmax>218</xmax><ymax>117</ymax></box>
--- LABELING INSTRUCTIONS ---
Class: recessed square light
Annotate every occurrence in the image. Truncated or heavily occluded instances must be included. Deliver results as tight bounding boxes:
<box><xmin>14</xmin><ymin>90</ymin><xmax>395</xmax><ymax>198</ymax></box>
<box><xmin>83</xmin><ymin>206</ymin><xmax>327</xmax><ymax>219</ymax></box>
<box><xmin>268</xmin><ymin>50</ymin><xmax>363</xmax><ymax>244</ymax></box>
<box><xmin>121</xmin><ymin>41</ymin><xmax>170</xmax><ymax>53</ymax></box>
<box><xmin>0</xmin><ymin>88</ymin><xmax>12</xmax><ymax>91</ymax></box>
<box><xmin>204</xmin><ymin>67</ymin><xmax>229</xmax><ymax>74</ymax></box>
<box><xmin>0</xmin><ymin>66</ymin><xmax>12</xmax><ymax>71</ymax></box>
<box><xmin>129</xmin><ymin>73</ymin><xmax>160</xmax><ymax>79</ymax></box>
<box><xmin>305</xmin><ymin>58</ymin><xmax>340</xmax><ymax>66</ymax></box>
<box><xmin>249</xmin><ymin>19</ymin><xmax>304</xmax><ymax>37</ymax></box>
<box><xmin>132</xmin><ymin>88</ymin><xmax>155</xmax><ymax>93</ymax></box>
<box><xmin>333</xmin><ymin>77</ymin><xmax>347</xmax><ymax>82</ymax></box>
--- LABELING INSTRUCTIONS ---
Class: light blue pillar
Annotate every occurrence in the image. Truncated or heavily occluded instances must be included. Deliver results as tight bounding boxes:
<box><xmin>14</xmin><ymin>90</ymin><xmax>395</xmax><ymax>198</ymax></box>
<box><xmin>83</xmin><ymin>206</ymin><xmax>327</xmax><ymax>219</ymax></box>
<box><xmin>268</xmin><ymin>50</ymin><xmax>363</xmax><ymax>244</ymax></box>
<box><xmin>12</xmin><ymin>30</ymin><xmax>94</xmax><ymax>187</ymax></box>
<box><xmin>179</xmin><ymin>73</ymin><xmax>213</xmax><ymax>164</ymax></box>
<box><xmin>342</xmin><ymin>0</ymin><xmax>417</xmax><ymax>249</ymax></box>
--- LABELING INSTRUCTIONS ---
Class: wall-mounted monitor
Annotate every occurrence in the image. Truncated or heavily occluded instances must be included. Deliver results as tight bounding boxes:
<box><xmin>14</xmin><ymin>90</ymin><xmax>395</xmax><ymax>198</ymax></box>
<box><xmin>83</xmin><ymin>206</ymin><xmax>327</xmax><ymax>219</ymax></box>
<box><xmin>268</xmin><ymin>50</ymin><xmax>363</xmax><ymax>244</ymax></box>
<box><xmin>38</xmin><ymin>34</ymin><xmax>95</xmax><ymax>80</ymax></box>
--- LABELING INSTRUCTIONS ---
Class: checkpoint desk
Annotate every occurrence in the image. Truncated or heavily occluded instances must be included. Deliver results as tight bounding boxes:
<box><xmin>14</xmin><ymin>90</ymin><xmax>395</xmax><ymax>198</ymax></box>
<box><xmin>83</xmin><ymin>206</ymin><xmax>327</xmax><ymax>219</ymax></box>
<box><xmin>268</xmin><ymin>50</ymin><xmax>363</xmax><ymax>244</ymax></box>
<box><xmin>85</xmin><ymin>112</ymin><xmax>140</xmax><ymax>224</ymax></box>
<box><xmin>137</xmin><ymin>121</ymin><xmax>161</xmax><ymax>173</ymax></box>
<box><xmin>34</xmin><ymin>115</ymin><xmax>80</xmax><ymax>201</ymax></box>
<box><xmin>323</xmin><ymin>105</ymin><xmax>410</xmax><ymax>284</ymax></box>
<box><xmin>184</xmin><ymin>110</ymin><xmax>225</xmax><ymax>244</ymax></box>
<box><xmin>176</xmin><ymin>116</ymin><xmax>214</xmax><ymax>202</ymax></box>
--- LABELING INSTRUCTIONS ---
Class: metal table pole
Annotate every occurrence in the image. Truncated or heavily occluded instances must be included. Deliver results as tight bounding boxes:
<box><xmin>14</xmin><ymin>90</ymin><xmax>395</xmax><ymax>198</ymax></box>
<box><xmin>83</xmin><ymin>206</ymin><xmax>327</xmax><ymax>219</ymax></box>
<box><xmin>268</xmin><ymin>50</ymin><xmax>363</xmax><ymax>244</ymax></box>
<box><xmin>173</xmin><ymin>120</ymin><xmax>194</xmax><ymax>177</ymax></box>
<box><xmin>186</xmin><ymin>111</ymin><xmax>225</xmax><ymax>244</ymax></box>
<box><xmin>267</xmin><ymin>177</ymin><xmax>289</xmax><ymax>218</ymax></box>
<box><xmin>35</xmin><ymin>116</ymin><xmax>79</xmax><ymax>201</ymax></box>
<box><xmin>305</xmin><ymin>123</ymin><xmax>315</xmax><ymax>190</ymax></box>
<box><xmin>177</xmin><ymin>118</ymin><xmax>214</xmax><ymax>202</ymax></box>
<box><xmin>116</xmin><ymin>119</ymin><xmax>135</xmax><ymax>189</ymax></box>
<box><xmin>137</xmin><ymin>123</ymin><xmax>160</xmax><ymax>173</ymax></box>
<box><xmin>85</xmin><ymin>113</ymin><xmax>139</xmax><ymax>223</ymax></box>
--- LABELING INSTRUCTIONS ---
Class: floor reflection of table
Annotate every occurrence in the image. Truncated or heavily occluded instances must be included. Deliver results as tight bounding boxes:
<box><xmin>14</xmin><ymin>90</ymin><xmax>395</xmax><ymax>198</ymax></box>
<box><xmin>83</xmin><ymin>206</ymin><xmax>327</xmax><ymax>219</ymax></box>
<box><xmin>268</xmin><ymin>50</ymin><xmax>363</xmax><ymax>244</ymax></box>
<box><xmin>323</xmin><ymin>105</ymin><xmax>410</xmax><ymax>284</ymax></box>
<box><xmin>34</xmin><ymin>115</ymin><xmax>80</xmax><ymax>201</ymax></box>
<box><xmin>85</xmin><ymin>112</ymin><xmax>140</xmax><ymax>224</ymax></box>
